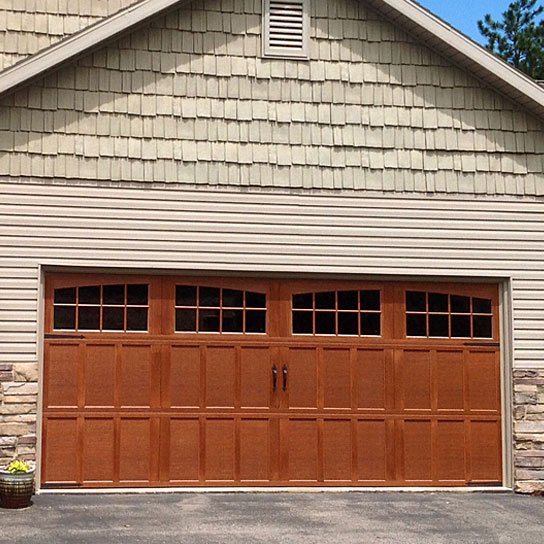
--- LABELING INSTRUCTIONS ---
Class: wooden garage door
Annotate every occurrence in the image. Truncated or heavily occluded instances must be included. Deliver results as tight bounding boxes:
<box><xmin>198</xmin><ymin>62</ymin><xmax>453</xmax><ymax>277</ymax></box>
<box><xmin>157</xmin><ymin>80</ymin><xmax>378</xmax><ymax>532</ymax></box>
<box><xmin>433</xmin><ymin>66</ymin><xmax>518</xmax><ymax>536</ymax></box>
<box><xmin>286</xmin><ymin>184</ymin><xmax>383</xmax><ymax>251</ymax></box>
<box><xmin>42</xmin><ymin>275</ymin><xmax>502</xmax><ymax>488</ymax></box>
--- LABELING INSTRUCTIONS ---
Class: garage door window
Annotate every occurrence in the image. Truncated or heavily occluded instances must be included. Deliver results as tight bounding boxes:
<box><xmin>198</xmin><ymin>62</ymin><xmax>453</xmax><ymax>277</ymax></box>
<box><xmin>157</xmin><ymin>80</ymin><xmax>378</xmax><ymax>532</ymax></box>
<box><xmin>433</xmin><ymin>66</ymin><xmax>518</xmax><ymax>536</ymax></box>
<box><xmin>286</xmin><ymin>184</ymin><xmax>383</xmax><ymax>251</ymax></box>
<box><xmin>406</xmin><ymin>291</ymin><xmax>492</xmax><ymax>339</ymax></box>
<box><xmin>175</xmin><ymin>285</ymin><xmax>267</xmax><ymax>334</ymax></box>
<box><xmin>53</xmin><ymin>284</ymin><xmax>149</xmax><ymax>332</ymax></box>
<box><xmin>292</xmin><ymin>290</ymin><xmax>381</xmax><ymax>336</ymax></box>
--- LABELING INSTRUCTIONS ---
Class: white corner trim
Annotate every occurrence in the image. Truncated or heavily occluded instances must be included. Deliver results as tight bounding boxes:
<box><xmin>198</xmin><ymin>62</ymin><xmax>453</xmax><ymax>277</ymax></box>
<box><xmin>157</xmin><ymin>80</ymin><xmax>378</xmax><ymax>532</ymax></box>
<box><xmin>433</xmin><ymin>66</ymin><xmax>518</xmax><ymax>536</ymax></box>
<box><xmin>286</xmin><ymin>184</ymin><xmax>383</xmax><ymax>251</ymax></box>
<box><xmin>375</xmin><ymin>0</ymin><xmax>544</xmax><ymax>107</ymax></box>
<box><xmin>0</xmin><ymin>0</ymin><xmax>190</xmax><ymax>96</ymax></box>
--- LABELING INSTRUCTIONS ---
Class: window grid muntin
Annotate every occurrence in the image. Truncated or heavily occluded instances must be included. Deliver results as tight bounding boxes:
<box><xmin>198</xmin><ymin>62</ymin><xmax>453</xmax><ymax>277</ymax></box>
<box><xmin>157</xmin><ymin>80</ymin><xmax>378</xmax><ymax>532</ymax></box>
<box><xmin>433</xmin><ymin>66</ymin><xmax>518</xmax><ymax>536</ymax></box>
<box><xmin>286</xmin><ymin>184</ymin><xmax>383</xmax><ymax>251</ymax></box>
<box><xmin>405</xmin><ymin>291</ymin><xmax>493</xmax><ymax>339</ymax></box>
<box><xmin>53</xmin><ymin>284</ymin><xmax>149</xmax><ymax>332</ymax></box>
<box><xmin>292</xmin><ymin>289</ymin><xmax>382</xmax><ymax>336</ymax></box>
<box><xmin>175</xmin><ymin>286</ymin><xmax>267</xmax><ymax>334</ymax></box>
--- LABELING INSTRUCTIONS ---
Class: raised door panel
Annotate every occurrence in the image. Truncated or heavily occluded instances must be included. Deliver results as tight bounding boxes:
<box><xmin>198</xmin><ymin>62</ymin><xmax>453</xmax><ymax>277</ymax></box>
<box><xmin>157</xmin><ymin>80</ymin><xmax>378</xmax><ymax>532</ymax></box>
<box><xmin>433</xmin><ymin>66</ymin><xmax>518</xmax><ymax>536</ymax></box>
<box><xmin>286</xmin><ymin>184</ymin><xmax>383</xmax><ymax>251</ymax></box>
<box><xmin>84</xmin><ymin>345</ymin><xmax>116</xmax><ymax>408</ymax></box>
<box><xmin>436</xmin><ymin>350</ymin><xmax>464</xmax><ymax>412</ymax></box>
<box><xmin>399</xmin><ymin>350</ymin><xmax>432</xmax><ymax>411</ymax></box>
<box><xmin>205</xmin><ymin>347</ymin><xmax>236</xmax><ymax>409</ymax></box>
<box><xmin>45</xmin><ymin>344</ymin><xmax>79</xmax><ymax>409</ymax></box>
<box><xmin>356</xmin><ymin>420</ymin><xmax>388</xmax><ymax>483</ymax></box>
<box><xmin>322</xmin><ymin>419</ymin><xmax>352</xmax><ymax>482</ymax></box>
<box><xmin>322</xmin><ymin>348</ymin><xmax>351</xmax><ymax>410</ymax></box>
<box><xmin>205</xmin><ymin>418</ymin><xmax>235</xmax><ymax>482</ymax></box>
<box><xmin>167</xmin><ymin>417</ymin><xmax>200</xmax><ymax>483</ymax></box>
<box><xmin>403</xmin><ymin>420</ymin><xmax>432</xmax><ymax>483</ymax></box>
<box><xmin>239</xmin><ymin>418</ymin><xmax>272</xmax><ymax>482</ymax></box>
<box><xmin>436</xmin><ymin>420</ymin><xmax>466</xmax><ymax>483</ymax></box>
<box><xmin>167</xmin><ymin>345</ymin><xmax>201</xmax><ymax>409</ymax></box>
<box><xmin>82</xmin><ymin>418</ymin><xmax>115</xmax><ymax>483</ymax></box>
<box><xmin>470</xmin><ymin>420</ymin><xmax>502</xmax><ymax>483</ymax></box>
<box><xmin>284</xmin><ymin>348</ymin><xmax>318</xmax><ymax>411</ymax></box>
<box><xmin>42</xmin><ymin>417</ymin><xmax>79</xmax><ymax>484</ymax></box>
<box><xmin>283</xmin><ymin>418</ymin><xmax>319</xmax><ymax>483</ymax></box>
<box><xmin>240</xmin><ymin>347</ymin><xmax>273</xmax><ymax>410</ymax></box>
<box><xmin>119</xmin><ymin>418</ymin><xmax>153</xmax><ymax>483</ymax></box>
<box><xmin>467</xmin><ymin>351</ymin><xmax>500</xmax><ymax>413</ymax></box>
<box><xmin>357</xmin><ymin>349</ymin><xmax>387</xmax><ymax>411</ymax></box>
<box><xmin>119</xmin><ymin>345</ymin><xmax>155</xmax><ymax>409</ymax></box>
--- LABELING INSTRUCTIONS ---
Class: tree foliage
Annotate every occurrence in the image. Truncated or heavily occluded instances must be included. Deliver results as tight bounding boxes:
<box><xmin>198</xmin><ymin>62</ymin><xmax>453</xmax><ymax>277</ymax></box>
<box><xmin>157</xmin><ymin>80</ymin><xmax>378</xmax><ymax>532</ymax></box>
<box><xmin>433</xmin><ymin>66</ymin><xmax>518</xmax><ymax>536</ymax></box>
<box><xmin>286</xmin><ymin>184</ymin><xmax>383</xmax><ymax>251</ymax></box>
<box><xmin>478</xmin><ymin>0</ymin><xmax>544</xmax><ymax>79</ymax></box>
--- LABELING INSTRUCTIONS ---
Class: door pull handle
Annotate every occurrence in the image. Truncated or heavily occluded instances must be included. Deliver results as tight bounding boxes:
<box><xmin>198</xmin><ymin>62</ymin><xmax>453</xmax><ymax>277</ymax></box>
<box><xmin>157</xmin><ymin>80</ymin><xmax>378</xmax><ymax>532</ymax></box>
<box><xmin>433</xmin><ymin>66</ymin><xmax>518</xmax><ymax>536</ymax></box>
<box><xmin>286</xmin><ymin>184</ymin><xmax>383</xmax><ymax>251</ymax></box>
<box><xmin>272</xmin><ymin>364</ymin><xmax>278</xmax><ymax>392</ymax></box>
<box><xmin>282</xmin><ymin>365</ymin><xmax>288</xmax><ymax>392</ymax></box>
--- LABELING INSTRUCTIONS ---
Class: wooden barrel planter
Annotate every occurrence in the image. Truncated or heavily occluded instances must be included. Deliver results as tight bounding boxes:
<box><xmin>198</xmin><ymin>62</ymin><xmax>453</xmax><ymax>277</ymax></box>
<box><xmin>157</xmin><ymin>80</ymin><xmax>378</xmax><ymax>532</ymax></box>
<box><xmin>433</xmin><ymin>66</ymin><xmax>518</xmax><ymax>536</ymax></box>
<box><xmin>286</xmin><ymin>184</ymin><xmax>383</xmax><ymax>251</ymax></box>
<box><xmin>0</xmin><ymin>468</ymin><xmax>35</xmax><ymax>509</ymax></box>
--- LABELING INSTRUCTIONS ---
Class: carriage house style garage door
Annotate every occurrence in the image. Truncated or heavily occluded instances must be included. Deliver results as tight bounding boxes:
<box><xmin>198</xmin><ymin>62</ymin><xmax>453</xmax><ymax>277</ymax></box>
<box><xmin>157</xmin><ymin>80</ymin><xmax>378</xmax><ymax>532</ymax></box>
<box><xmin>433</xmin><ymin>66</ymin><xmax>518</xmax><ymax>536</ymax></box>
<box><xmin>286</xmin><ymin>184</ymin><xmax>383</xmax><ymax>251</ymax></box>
<box><xmin>41</xmin><ymin>274</ymin><xmax>502</xmax><ymax>488</ymax></box>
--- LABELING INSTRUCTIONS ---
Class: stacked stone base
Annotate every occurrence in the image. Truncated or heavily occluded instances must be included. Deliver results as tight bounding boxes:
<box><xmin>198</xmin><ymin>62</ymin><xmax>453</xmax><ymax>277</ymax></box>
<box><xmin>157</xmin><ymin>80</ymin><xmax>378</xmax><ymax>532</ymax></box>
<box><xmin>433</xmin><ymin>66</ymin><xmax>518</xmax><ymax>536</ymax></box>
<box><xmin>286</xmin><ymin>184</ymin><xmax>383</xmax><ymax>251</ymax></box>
<box><xmin>0</xmin><ymin>362</ymin><xmax>38</xmax><ymax>467</ymax></box>
<box><xmin>514</xmin><ymin>370</ymin><xmax>544</xmax><ymax>494</ymax></box>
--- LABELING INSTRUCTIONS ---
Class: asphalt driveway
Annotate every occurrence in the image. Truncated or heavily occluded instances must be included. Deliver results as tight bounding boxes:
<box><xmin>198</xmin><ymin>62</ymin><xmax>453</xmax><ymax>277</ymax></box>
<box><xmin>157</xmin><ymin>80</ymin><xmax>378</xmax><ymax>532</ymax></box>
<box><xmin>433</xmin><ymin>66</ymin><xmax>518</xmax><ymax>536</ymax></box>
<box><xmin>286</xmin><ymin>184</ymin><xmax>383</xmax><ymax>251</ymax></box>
<box><xmin>1</xmin><ymin>492</ymin><xmax>543</xmax><ymax>544</ymax></box>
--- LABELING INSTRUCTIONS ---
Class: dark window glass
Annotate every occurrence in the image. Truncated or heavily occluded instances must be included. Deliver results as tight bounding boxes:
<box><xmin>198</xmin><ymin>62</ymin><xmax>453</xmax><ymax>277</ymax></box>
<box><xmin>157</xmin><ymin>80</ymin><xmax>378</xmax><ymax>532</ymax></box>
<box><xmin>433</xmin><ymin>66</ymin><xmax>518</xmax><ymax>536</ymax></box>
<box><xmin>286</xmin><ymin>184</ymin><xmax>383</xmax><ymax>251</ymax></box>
<box><xmin>54</xmin><ymin>306</ymin><xmax>76</xmax><ymax>330</ymax></box>
<box><xmin>315</xmin><ymin>312</ymin><xmax>335</xmax><ymax>334</ymax></box>
<box><xmin>473</xmin><ymin>298</ymin><xmax>492</xmax><ymax>314</ymax></box>
<box><xmin>407</xmin><ymin>314</ymin><xmax>426</xmax><ymax>336</ymax></box>
<box><xmin>361</xmin><ymin>313</ymin><xmax>381</xmax><ymax>336</ymax></box>
<box><xmin>338</xmin><ymin>291</ymin><xmax>358</xmax><ymax>310</ymax></box>
<box><xmin>103</xmin><ymin>307</ymin><xmax>124</xmax><ymax>330</ymax></box>
<box><xmin>429</xmin><ymin>293</ymin><xmax>448</xmax><ymax>313</ymax></box>
<box><xmin>200</xmin><ymin>287</ymin><xmax>220</xmax><ymax>307</ymax></box>
<box><xmin>103</xmin><ymin>285</ymin><xmax>125</xmax><ymax>306</ymax></box>
<box><xmin>293</xmin><ymin>311</ymin><xmax>313</xmax><ymax>334</ymax></box>
<box><xmin>223</xmin><ymin>289</ymin><xmax>243</xmax><ymax>308</ymax></box>
<box><xmin>222</xmin><ymin>309</ymin><xmax>243</xmax><ymax>332</ymax></box>
<box><xmin>127</xmin><ymin>284</ymin><xmax>148</xmax><ymax>306</ymax></box>
<box><xmin>78</xmin><ymin>306</ymin><xmax>100</xmax><ymax>330</ymax></box>
<box><xmin>176</xmin><ymin>286</ymin><xmax>197</xmax><ymax>307</ymax></box>
<box><xmin>176</xmin><ymin>309</ymin><xmax>196</xmax><ymax>332</ymax></box>
<box><xmin>54</xmin><ymin>287</ymin><xmax>76</xmax><ymax>304</ymax></box>
<box><xmin>429</xmin><ymin>314</ymin><xmax>449</xmax><ymax>337</ymax></box>
<box><xmin>451</xmin><ymin>295</ymin><xmax>470</xmax><ymax>313</ymax></box>
<box><xmin>473</xmin><ymin>315</ymin><xmax>492</xmax><ymax>338</ymax></box>
<box><xmin>246</xmin><ymin>292</ymin><xmax>266</xmax><ymax>308</ymax></box>
<box><xmin>338</xmin><ymin>312</ymin><xmax>358</xmax><ymax>335</ymax></box>
<box><xmin>246</xmin><ymin>310</ymin><xmax>266</xmax><ymax>333</ymax></box>
<box><xmin>292</xmin><ymin>293</ymin><xmax>313</xmax><ymax>309</ymax></box>
<box><xmin>199</xmin><ymin>309</ymin><xmax>220</xmax><ymax>332</ymax></box>
<box><xmin>451</xmin><ymin>315</ymin><xmax>471</xmax><ymax>337</ymax></box>
<box><xmin>406</xmin><ymin>291</ymin><xmax>426</xmax><ymax>312</ymax></box>
<box><xmin>315</xmin><ymin>291</ymin><xmax>335</xmax><ymax>310</ymax></box>
<box><xmin>127</xmin><ymin>308</ymin><xmax>147</xmax><ymax>331</ymax></box>
<box><xmin>360</xmin><ymin>290</ymin><xmax>380</xmax><ymax>311</ymax></box>
<box><xmin>79</xmin><ymin>286</ymin><xmax>100</xmax><ymax>305</ymax></box>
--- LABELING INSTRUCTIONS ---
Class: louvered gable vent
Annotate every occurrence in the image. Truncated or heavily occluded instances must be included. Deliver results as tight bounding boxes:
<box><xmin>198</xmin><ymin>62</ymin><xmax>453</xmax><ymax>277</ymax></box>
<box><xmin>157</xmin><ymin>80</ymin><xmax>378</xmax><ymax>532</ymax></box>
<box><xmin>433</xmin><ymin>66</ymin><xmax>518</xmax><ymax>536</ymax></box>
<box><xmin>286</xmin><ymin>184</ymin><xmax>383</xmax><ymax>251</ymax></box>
<box><xmin>263</xmin><ymin>0</ymin><xmax>310</xmax><ymax>58</ymax></box>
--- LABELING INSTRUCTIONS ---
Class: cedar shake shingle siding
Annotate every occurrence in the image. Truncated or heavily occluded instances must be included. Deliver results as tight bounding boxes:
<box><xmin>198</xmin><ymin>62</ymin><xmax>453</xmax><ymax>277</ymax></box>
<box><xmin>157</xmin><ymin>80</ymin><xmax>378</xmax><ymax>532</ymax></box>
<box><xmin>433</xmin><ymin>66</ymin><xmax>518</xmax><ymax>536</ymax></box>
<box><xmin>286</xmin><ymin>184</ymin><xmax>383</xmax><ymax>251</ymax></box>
<box><xmin>0</xmin><ymin>0</ymin><xmax>542</xmax><ymax>194</ymax></box>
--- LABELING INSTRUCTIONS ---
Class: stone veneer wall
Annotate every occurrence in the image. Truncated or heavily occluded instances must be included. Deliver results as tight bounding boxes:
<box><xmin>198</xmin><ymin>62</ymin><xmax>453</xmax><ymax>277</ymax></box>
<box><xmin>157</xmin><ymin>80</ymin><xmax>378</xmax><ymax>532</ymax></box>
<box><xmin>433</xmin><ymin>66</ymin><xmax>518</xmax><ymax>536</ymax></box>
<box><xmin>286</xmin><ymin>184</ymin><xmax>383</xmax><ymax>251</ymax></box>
<box><xmin>514</xmin><ymin>369</ymin><xmax>544</xmax><ymax>493</ymax></box>
<box><xmin>0</xmin><ymin>362</ymin><xmax>38</xmax><ymax>467</ymax></box>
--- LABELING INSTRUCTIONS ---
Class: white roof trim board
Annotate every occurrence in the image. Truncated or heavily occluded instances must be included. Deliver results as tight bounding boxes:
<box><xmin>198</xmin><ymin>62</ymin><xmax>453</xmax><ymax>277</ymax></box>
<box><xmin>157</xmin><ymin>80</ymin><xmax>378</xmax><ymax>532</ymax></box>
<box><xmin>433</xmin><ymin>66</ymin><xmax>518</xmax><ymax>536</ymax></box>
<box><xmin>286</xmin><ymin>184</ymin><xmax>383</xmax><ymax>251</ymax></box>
<box><xmin>0</xmin><ymin>0</ymin><xmax>543</xmax><ymax>118</ymax></box>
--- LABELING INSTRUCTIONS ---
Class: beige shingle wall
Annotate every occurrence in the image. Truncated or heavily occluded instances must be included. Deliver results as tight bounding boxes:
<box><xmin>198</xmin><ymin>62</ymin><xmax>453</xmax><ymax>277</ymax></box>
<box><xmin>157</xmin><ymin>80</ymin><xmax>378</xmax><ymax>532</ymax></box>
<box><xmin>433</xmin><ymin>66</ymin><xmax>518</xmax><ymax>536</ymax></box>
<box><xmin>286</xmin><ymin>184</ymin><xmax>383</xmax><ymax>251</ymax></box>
<box><xmin>0</xmin><ymin>0</ymin><xmax>542</xmax><ymax>195</ymax></box>
<box><xmin>0</xmin><ymin>0</ymin><xmax>139</xmax><ymax>70</ymax></box>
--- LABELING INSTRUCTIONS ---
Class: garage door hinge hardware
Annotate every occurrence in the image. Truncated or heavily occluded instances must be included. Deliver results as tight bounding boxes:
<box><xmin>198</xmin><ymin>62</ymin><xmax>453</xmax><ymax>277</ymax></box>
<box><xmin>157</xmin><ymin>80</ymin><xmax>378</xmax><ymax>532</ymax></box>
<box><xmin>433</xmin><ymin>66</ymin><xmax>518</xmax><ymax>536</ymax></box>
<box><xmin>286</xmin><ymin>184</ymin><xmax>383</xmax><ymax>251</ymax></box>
<box><xmin>45</xmin><ymin>334</ymin><xmax>86</xmax><ymax>339</ymax></box>
<box><xmin>463</xmin><ymin>342</ymin><xmax>499</xmax><ymax>347</ymax></box>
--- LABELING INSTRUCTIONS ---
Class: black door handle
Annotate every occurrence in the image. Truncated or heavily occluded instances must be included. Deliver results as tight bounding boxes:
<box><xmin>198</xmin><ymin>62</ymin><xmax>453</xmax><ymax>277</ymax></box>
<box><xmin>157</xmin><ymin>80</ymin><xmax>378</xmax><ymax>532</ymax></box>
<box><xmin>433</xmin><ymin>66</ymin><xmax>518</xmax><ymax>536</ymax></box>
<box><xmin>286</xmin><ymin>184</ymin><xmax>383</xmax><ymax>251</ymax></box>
<box><xmin>272</xmin><ymin>364</ymin><xmax>278</xmax><ymax>392</ymax></box>
<box><xmin>282</xmin><ymin>365</ymin><xmax>288</xmax><ymax>392</ymax></box>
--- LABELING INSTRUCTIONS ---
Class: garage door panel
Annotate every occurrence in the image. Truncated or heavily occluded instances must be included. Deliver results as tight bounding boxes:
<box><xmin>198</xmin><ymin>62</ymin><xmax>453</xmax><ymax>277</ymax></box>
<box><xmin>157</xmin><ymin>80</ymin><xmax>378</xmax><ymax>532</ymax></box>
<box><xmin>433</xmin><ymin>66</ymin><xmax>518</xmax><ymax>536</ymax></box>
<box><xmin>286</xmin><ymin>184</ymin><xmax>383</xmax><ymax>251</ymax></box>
<box><xmin>284</xmin><ymin>418</ymin><xmax>319</xmax><ymax>482</ymax></box>
<box><xmin>323</xmin><ymin>419</ymin><xmax>352</xmax><ymax>482</ymax></box>
<box><xmin>119</xmin><ymin>418</ymin><xmax>153</xmax><ymax>483</ymax></box>
<box><xmin>399</xmin><ymin>351</ymin><xmax>432</xmax><ymax>411</ymax></box>
<box><xmin>167</xmin><ymin>417</ymin><xmax>200</xmax><ymax>482</ymax></box>
<box><xmin>468</xmin><ymin>351</ymin><xmax>500</xmax><ymax>412</ymax></box>
<box><xmin>403</xmin><ymin>420</ymin><xmax>433</xmax><ymax>482</ymax></box>
<box><xmin>323</xmin><ymin>349</ymin><xmax>351</xmax><ymax>410</ymax></box>
<box><xmin>470</xmin><ymin>420</ymin><xmax>502</xmax><ymax>482</ymax></box>
<box><xmin>240</xmin><ymin>347</ymin><xmax>273</xmax><ymax>410</ymax></box>
<box><xmin>205</xmin><ymin>418</ymin><xmax>236</xmax><ymax>481</ymax></box>
<box><xmin>43</xmin><ymin>417</ymin><xmax>79</xmax><ymax>484</ymax></box>
<box><xmin>84</xmin><ymin>344</ymin><xmax>116</xmax><ymax>408</ymax></box>
<box><xmin>285</xmin><ymin>348</ymin><xmax>318</xmax><ymax>410</ymax></box>
<box><xmin>239</xmin><ymin>418</ymin><xmax>271</xmax><ymax>482</ymax></box>
<box><xmin>82</xmin><ymin>418</ymin><xmax>115</xmax><ymax>483</ymax></box>
<box><xmin>356</xmin><ymin>419</ymin><xmax>388</xmax><ymax>482</ymax></box>
<box><xmin>356</xmin><ymin>349</ymin><xmax>387</xmax><ymax>411</ymax></box>
<box><xmin>205</xmin><ymin>347</ymin><xmax>236</xmax><ymax>409</ymax></box>
<box><xmin>45</xmin><ymin>343</ymin><xmax>79</xmax><ymax>408</ymax></box>
<box><xmin>168</xmin><ymin>345</ymin><xmax>201</xmax><ymax>409</ymax></box>
<box><xmin>436</xmin><ymin>351</ymin><xmax>464</xmax><ymax>412</ymax></box>
<box><xmin>119</xmin><ymin>345</ymin><xmax>156</xmax><ymax>409</ymax></box>
<box><xmin>436</xmin><ymin>420</ymin><xmax>466</xmax><ymax>482</ymax></box>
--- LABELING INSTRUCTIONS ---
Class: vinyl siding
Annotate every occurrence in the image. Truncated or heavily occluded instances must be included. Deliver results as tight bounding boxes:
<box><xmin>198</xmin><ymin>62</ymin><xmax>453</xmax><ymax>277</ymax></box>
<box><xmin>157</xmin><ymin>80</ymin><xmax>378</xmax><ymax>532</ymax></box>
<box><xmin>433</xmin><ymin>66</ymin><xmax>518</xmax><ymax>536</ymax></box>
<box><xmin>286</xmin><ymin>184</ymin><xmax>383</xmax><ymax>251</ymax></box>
<box><xmin>0</xmin><ymin>0</ymin><xmax>140</xmax><ymax>70</ymax></box>
<box><xmin>0</xmin><ymin>181</ymin><xmax>543</xmax><ymax>368</ymax></box>
<box><xmin>0</xmin><ymin>0</ymin><xmax>543</xmax><ymax>196</ymax></box>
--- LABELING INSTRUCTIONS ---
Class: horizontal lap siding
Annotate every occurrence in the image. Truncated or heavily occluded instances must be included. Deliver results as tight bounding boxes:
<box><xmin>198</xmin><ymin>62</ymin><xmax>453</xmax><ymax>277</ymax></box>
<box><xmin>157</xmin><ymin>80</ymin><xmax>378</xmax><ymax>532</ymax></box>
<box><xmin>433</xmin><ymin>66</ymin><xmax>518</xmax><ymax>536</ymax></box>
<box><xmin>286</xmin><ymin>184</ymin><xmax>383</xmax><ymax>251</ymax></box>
<box><xmin>0</xmin><ymin>182</ymin><xmax>543</xmax><ymax>367</ymax></box>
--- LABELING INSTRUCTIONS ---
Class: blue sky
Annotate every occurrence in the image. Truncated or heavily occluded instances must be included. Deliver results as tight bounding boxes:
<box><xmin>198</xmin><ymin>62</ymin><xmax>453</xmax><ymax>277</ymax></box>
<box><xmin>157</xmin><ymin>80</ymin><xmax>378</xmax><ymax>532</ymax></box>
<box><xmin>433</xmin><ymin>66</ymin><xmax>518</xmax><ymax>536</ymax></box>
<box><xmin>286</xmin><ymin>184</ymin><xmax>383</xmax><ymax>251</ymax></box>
<box><xmin>416</xmin><ymin>0</ymin><xmax>522</xmax><ymax>44</ymax></box>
